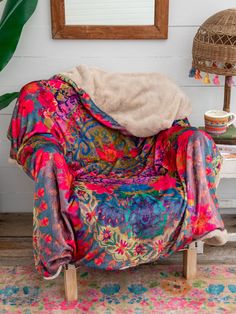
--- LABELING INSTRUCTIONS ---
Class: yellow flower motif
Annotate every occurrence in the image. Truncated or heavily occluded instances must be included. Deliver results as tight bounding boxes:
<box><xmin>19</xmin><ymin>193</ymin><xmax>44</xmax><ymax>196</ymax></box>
<box><xmin>161</xmin><ymin>279</ymin><xmax>191</xmax><ymax>295</ymax></box>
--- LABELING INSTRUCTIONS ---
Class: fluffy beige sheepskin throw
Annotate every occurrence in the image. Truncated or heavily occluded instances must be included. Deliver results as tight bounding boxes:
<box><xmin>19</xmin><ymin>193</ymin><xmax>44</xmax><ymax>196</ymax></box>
<box><xmin>61</xmin><ymin>65</ymin><xmax>192</xmax><ymax>137</ymax></box>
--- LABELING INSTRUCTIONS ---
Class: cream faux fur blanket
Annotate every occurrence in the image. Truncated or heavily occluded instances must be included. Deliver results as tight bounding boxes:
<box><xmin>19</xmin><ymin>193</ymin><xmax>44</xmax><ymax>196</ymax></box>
<box><xmin>60</xmin><ymin>65</ymin><xmax>192</xmax><ymax>137</ymax></box>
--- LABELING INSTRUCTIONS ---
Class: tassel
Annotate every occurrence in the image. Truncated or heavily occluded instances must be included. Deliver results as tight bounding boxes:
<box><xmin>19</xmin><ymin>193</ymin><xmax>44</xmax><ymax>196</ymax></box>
<box><xmin>203</xmin><ymin>73</ymin><xmax>211</xmax><ymax>84</ymax></box>
<box><xmin>213</xmin><ymin>75</ymin><xmax>220</xmax><ymax>85</ymax></box>
<box><xmin>226</xmin><ymin>76</ymin><xmax>235</xmax><ymax>87</ymax></box>
<box><xmin>194</xmin><ymin>69</ymin><xmax>202</xmax><ymax>80</ymax></box>
<box><xmin>189</xmin><ymin>67</ymin><xmax>196</xmax><ymax>78</ymax></box>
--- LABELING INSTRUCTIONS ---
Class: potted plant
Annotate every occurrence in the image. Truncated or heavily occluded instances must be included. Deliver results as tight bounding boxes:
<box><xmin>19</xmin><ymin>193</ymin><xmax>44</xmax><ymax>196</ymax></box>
<box><xmin>0</xmin><ymin>0</ymin><xmax>38</xmax><ymax>110</ymax></box>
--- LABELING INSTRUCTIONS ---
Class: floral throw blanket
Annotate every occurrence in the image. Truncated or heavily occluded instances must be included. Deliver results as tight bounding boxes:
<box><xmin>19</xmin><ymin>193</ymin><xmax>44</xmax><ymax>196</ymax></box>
<box><xmin>8</xmin><ymin>76</ymin><xmax>225</xmax><ymax>278</ymax></box>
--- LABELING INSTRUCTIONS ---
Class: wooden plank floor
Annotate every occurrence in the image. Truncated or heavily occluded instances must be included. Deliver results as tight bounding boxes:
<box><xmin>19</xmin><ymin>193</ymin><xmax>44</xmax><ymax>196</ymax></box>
<box><xmin>0</xmin><ymin>214</ymin><xmax>33</xmax><ymax>266</ymax></box>
<box><xmin>0</xmin><ymin>213</ymin><xmax>236</xmax><ymax>266</ymax></box>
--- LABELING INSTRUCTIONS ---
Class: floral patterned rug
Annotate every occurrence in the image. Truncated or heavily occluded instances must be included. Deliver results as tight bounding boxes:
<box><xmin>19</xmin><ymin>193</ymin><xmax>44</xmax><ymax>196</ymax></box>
<box><xmin>0</xmin><ymin>264</ymin><xmax>236</xmax><ymax>313</ymax></box>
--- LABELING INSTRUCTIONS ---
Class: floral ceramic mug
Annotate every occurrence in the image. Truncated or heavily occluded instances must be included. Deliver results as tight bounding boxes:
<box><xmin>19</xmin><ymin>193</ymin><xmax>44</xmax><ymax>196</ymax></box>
<box><xmin>204</xmin><ymin>110</ymin><xmax>235</xmax><ymax>135</ymax></box>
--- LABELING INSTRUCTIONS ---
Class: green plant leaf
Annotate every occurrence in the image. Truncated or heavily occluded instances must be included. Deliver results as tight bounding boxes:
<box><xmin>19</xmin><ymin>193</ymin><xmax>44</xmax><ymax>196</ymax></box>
<box><xmin>0</xmin><ymin>92</ymin><xmax>19</xmax><ymax>110</ymax></box>
<box><xmin>0</xmin><ymin>0</ymin><xmax>38</xmax><ymax>71</ymax></box>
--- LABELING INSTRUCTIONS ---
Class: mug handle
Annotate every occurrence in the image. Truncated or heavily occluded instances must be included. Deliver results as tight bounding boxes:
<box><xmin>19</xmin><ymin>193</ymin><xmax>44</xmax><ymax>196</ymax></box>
<box><xmin>227</xmin><ymin>113</ymin><xmax>236</xmax><ymax>127</ymax></box>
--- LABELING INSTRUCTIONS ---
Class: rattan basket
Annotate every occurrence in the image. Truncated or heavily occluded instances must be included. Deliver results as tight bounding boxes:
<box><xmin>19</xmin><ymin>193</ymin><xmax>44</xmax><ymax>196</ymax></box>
<box><xmin>192</xmin><ymin>8</ymin><xmax>236</xmax><ymax>76</ymax></box>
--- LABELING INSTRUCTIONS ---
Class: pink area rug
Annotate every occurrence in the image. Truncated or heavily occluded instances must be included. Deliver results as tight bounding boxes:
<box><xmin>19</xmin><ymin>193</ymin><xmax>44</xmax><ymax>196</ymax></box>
<box><xmin>0</xmin><ymin>264</ymin><xmax>236</xmax><ymax>313</ymax></box>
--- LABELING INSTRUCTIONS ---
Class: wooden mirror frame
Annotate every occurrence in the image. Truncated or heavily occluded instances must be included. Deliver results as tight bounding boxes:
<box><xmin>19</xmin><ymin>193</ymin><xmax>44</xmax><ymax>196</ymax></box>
<box><xmin>50</xmin><ymin>0</ymin><xmax>169</xmax><ymax>39</ymax></box>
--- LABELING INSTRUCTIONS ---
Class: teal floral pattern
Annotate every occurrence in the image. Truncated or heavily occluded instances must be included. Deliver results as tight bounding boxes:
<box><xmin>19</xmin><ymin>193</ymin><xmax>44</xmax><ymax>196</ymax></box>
<box><xmin>228</xmin><ymin>285</ymin><xmax>236</xmax><ymax>293</ymax></box>
<box><xmin>128</xmin><ymin>284</ymin><xmax>148</xmax><ymax>295</ymax></box>
<box><xmin>101</xmin><ymin>284</ymin><xmax>120</xmax><ymax>296</ymax></box>
<box><xmin>206</xmin><ymin>284</ymin><xmax>225</xmax><ymax>295</ymax></box>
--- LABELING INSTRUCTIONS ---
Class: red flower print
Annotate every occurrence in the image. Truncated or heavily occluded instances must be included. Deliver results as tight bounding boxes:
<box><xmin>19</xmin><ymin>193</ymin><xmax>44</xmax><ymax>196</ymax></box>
<box><xmin>151</xmin><ymin>175</ymin><xmax>176</xmax><ymax>191</ymax></box>
<box><xmin>33</xmin><ymin>235</ymin><xmax>38</xmax><ymax>245</ymax></box>
<box><xmin>94</xmin><ymin>256</ymin><xmax>104</xmax><ymax>266</ymax></box>
<box><xmin>85</xmin><ymin>248</ymin><xmax>99</xmax><ymax>261</ymax></box>
<box><xmin>44</xmin><ymin>234</ymin><xmax>52</xmax><ymax>243</ymax></box>
<box><xmin>40</xmin><ymin>200</ymin><xmax>48</xmax><ymax>211</ymax></box>
<box><xmin>34</xmin><ymin>121</ymin><xmax>49</xmax><ymax>133</ymax></box>
<box><xmin>206</xmin><ymin>155</ymin><xmax>213</xmax><ymax>163</ymax></box>
<box><xmin>11</xmin><ymin>117</ymin><xmax>21</xmax><ymax>138</ymax></box>
<box><xmin>68</xmin><ymin>202</ymin><xmax>79</xmax><ymax>214</ymax></box>
<box><xmin>19</xmin><ymin>82</ymin><xmax>39</xmax><ymax>100</ymax></box>
<box><xmin>75</xmin><ymin>240</ymin><xmax>91</xmax><ymax>259</ymax></box>
<box><xmin>177</xmin><ymin>129</ymin><xmax>195</xmax><ymax>144</ymax></box>
<box><xmin>208</xmin><ymin>181</ymin><xmax>215</xmax><ymax>190</ymax></box>
<box><xmin>54</xmin><ymin>154</ymin><xmax>65</xmax><ymax>169</ymax></box>
<box><xmin>129</xmin><ymin>148</ymin><xmax>139</xmax><ymax>158</ymax></box>
<box><xmin>37</xmin><ymin>188</ymin><xmax>44</xmax><ymax>198</ymax></box>
<box><xmin>134</xmin><ymin>244</ymin><xmax>145</xmax><ymax>255</ymax></box>
<box><xmin>20</xmin><ymin>99</ymin><xmax>34</xmax><ymax>117</ymax></box>
<box><xmin>86</xmin><ymin>211</ymin><xmax>96</xmax><ymax>222</ymax></box>
<box><xmin>39</xmin><ymin>217</ymin><xmax>49</xmax><ymax>227</ymax></box>
<box><xmin>96</xmin><ymin>144</ymin><xmax>124</xmax><ymax>162</ymax></box>
<box><xmin>44</xmin><ymin>247</ymin><xmax>52</xmax><ymax>255</ymax></box>
<box><xmin>43</xmin><ymin>270</ymin><xmax>50</xmax><ymax>278</ymax></box>
<box><xmin>154</xmin><ymin>239</ymin><xmax>165</xmax><ymax>253</ymax></box>
<box><xmin>107</xmin><ymin>260</ymin><xmax>118</xmax><ymax>270</ymax></box>
<box><xmin>57</xmin><ymin>170</ymin><xmax>73</xmax><ymax>190</ymax></box>
<box><xmin>102</xmin><ymin>228</ymin><xmax>111</xmax><ymax>242</ymax></box>
<box><xmin>50</xmin><ymin>79</ymin><xmax>63</xmax><ymax>90</ymax></box>
<box><xmin>191</xmin><ymin>209</ymin><xmax>216</xmax><ymax>236</ymax></box>
<box><xmin>206</xmin><ymin>167</ymin><xmax>213</xmax><ymax>176</ymax></box>
<box><xmin>38</xmin><ymin>91</ymin><xmax>55</xmax><ymax>109</ymax></box>
<box><xmin>115</xmin><ymin>240</ymin><xmax>128</xmax><ymax>255</ymax></box>
<box><xmin>82</xmin><ymin>93</ymin><xmax>90</xmax><ymax>100</ymax></box>
<box><xmin>47</xmin><ymin>101</ymin><xmax>57</xmax><ymax>113</ymax></box>
<box><xmin>70</xmin><ymin>215</ymin><xmax>83</xmax><ymax>229</ymax></box>
<box><xmin>24</xmin><ymin>82</ymin><xmax>40</xmax><ymax>94</ymax></box>
<box><xmin>34</xmin><ymin>150</ymin><xmax>50</xmax><ymax>177</ymax></box>
<box><xmin>85</xmin><ymin>183</ymin><xmax>114</xmax><ymax>194</ymax></box>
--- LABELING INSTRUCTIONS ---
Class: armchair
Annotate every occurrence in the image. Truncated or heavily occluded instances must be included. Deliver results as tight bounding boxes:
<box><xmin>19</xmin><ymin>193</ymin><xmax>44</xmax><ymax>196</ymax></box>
<box><xmin>8</xmin><ymin>69</ymin><xmax>227</xmax><ymax>301</ymax></box>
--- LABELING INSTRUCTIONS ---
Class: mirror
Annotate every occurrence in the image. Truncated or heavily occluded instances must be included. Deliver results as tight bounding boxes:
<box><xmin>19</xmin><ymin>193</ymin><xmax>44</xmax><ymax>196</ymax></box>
<box><xmin>51</xmin><ymin>0</ymin><xmax>169</xmax><ymax>39</ymax></box>
<box><xmin>65</xmin><ymin>0</ymin><xmax>155</xmax><ymax>26</ymax></box>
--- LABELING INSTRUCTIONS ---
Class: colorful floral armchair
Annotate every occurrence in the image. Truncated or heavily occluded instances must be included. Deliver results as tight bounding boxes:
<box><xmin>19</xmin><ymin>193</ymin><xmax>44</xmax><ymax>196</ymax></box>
<box><xmin>8</xmin><ymin>73</ymin><xmax>226</xmax><ymax>301</ymax></box>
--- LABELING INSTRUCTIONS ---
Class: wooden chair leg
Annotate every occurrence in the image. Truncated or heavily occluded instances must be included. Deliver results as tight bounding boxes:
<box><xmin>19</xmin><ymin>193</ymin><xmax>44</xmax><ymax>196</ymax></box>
<box><xmin>64</xmin><ymin>264</ymin><xmax>78</xmax><ymax>301</ymax></box>
<box><xmin>183</xmin><ymin>248</ymin><xmax>197</xmax><ymax>280</ymax></box>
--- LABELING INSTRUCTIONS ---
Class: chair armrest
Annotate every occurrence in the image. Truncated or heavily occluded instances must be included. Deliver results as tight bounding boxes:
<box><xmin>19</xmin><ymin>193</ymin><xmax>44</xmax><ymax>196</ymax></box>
<box><xmin>14</xmin><ymin>135</ymin><xmax>75</xmax><ymax>278</ymax></box>
<box><xmin>15</xmin><ymin>135</ymin><xmax>66</xmax><ymax>180</ymax></box>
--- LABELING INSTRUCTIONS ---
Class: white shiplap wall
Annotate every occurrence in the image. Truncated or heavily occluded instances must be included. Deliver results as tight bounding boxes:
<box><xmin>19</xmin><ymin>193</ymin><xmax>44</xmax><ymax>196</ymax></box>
<box><xmin>0</xmin><ymin>0</ymin><xmax>235</xmax><ymax>212</ymax></box>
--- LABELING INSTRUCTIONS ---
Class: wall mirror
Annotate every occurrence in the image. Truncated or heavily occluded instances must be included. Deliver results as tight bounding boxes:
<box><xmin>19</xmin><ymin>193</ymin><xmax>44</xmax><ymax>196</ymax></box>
<box><xmin>50</xmin><ymin>0</ymin><xmax>169</xmax><ymax>39</ymax></box>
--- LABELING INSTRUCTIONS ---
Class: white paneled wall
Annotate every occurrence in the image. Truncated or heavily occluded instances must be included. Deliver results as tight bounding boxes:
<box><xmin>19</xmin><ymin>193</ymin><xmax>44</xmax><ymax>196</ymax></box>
<box><xmin>0</xmin><ymin>0</ymin><xmax>235</xmax><ymax>212</ymax></box>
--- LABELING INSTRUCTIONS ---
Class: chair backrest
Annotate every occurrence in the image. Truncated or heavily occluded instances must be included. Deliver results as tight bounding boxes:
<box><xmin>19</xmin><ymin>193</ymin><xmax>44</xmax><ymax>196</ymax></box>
<box><xmin>44</xmin><ymin>78</ymin><xmax>155</xmax><ymax>178</ymax></box>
